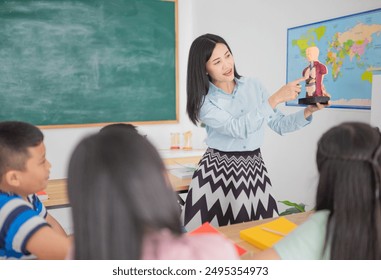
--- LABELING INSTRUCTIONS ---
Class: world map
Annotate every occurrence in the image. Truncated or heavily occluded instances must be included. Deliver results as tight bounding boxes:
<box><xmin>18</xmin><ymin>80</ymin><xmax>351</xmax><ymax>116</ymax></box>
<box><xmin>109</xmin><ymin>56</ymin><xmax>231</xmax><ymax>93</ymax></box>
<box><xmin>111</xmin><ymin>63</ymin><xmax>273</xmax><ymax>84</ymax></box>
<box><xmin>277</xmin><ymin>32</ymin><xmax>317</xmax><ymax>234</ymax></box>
<box><xmin>286</xmin><ymin>9</ymin><xmax>381</xmax><ymax>109</ymax></box>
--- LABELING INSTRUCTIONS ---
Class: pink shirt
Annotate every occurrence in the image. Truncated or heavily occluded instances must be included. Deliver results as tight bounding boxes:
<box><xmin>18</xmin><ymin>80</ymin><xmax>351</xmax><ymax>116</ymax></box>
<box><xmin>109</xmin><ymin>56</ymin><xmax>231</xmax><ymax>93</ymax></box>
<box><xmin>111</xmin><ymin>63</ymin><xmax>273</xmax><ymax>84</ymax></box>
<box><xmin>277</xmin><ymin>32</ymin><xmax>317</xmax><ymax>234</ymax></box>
<box><xmin>142</xmin><ymin>229</ymin><xmax>239</xmax><ymax>260</ymax></box>
<box><xmin>66</xmin><ymin>230</ymin><xmax>239</xmax><ymax>260</ymax></box>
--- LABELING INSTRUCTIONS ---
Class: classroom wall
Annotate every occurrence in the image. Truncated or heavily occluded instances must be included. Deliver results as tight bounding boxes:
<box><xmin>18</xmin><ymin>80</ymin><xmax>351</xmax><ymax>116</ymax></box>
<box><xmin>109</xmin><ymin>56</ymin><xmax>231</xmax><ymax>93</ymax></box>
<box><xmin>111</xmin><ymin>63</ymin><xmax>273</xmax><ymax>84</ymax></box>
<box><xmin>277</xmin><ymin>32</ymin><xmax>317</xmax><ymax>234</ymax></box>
<box><xmin>371</xmin><ymin>74</ymin><xmax>381</xmax><ymax>129</ymax></box>
<box><xmin>44</xmin><ymin>0</ymin><xmax>381</xmax><ymax>211</ymax></box>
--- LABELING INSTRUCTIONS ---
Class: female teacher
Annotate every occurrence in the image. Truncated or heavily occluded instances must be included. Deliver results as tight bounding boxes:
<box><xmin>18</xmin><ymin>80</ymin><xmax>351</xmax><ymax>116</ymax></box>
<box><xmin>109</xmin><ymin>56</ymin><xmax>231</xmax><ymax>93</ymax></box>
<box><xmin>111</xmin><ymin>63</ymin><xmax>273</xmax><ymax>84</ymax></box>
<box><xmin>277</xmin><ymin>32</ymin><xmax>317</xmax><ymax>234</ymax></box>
<box><xmin>182</xmin><ymin>33</ymin><xmax>327</xmax><ymax>231</ymax></box>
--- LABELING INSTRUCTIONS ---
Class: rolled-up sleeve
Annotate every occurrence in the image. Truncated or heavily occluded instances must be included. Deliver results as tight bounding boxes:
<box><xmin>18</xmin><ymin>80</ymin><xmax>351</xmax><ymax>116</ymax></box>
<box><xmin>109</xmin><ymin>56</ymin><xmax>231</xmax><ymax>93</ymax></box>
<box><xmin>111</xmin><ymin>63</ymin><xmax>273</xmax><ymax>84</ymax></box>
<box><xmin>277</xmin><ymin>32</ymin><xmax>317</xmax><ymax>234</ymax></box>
<box><xmin>268</xmin><ymin>108</ymin><xmax>312</xmax><ymax>135</ymax></box>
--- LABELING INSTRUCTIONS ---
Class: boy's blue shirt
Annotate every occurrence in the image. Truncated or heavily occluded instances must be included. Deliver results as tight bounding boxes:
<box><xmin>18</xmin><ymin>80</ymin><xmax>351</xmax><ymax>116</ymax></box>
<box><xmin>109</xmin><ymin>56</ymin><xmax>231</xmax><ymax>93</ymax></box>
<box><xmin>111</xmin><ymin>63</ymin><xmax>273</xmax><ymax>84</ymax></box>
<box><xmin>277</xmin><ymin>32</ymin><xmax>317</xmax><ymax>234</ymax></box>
<box><xmin>0</xmin><ymin>191</ymin><xmax>48</xmax><ymax>259</ymax></box>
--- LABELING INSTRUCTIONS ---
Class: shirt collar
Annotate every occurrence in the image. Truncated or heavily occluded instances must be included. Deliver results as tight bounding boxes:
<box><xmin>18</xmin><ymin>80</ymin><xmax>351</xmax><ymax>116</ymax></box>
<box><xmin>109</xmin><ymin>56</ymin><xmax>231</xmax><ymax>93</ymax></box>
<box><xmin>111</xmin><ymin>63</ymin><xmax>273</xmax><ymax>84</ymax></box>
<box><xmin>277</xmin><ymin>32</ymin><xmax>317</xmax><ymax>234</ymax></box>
<box><xmin>208</xmin><ymin>77</ymin><xmax>243</xmax><ymax>95</ymax></box>
<box><xmin>0</xmin><ymin>190</ymin><xmax>16</xmax><ymax>196</ymax></box>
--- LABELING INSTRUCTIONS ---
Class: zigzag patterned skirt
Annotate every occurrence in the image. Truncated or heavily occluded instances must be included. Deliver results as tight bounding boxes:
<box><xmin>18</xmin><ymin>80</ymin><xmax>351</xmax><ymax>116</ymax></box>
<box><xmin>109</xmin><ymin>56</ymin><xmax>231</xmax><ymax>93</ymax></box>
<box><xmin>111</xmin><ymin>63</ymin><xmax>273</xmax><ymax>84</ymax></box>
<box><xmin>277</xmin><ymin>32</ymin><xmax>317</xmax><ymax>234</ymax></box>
<box><xmin>182</xmin><ymin>148</ymin><xmax>279</xmax><ymax>231</ymax></box>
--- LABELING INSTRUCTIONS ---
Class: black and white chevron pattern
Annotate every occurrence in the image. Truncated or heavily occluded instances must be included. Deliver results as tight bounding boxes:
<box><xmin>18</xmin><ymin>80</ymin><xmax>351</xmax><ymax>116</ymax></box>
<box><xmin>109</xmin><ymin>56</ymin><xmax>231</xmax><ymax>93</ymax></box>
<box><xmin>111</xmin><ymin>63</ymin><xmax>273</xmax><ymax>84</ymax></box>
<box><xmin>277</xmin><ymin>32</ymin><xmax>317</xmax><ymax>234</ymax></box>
<box><xmin>182</xmin><ymin>148</ymin><xmax>279</xmax><ymax>231</ymax></box>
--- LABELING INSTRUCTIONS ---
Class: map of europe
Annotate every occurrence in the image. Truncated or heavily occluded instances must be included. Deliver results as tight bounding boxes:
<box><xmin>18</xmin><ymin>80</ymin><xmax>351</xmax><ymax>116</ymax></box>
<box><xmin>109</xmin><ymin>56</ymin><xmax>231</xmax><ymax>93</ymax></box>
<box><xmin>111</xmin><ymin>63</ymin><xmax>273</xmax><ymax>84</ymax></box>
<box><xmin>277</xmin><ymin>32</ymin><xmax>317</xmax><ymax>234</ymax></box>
<box><xmin>286</xmin><ymin>9</ymin><xmax>381</xmax><ymax>109</ymax></box>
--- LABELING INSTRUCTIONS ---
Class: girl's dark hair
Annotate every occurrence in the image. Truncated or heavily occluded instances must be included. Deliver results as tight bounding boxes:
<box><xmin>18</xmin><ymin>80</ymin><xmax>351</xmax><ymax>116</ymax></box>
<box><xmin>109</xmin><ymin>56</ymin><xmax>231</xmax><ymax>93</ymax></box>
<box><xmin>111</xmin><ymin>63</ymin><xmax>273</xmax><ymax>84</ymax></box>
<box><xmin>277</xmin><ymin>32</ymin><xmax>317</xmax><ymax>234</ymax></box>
<box><xmin>0</xmin><ymin>121</ymin><xmax>43</xmax><ymax>177</ymax></box>
<box><xmin>67</xmin><ymin>127</ymin><xmax>182</xmax><ymax>259</ymax></box>
<box><xmin>99</xmin><ymin>123</ymin><xmax>138</xmax><ymax>134</ymax></box>
<box><xmin>315</xmin><ymin>122</ymin><xmax>381</xmax><ymax>259</ymax></box>
<box><xmin>186</xmin><ymin>33</ymin><xmax>241</xmax><ymax>125</ymax></box>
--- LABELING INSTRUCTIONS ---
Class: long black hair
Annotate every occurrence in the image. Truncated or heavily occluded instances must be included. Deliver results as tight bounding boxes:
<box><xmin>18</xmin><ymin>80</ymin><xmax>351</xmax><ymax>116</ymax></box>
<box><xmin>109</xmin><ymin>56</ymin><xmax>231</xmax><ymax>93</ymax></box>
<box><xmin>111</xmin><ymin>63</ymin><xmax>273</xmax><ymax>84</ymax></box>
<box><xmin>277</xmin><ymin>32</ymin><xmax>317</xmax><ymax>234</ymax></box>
<box><xmin>186</xmin><ymin>34</ymin><xmax>241</xmax><ymax>125</ymax></box>
<box><xmin>315</xmin><ymin>122</ymin><xmax>381</xmax><ymax>259</ymax></box>
<box><xmin>67</xmin><ymin>127</ymin><xmax>182</xmax><ymax>259</ymax></box>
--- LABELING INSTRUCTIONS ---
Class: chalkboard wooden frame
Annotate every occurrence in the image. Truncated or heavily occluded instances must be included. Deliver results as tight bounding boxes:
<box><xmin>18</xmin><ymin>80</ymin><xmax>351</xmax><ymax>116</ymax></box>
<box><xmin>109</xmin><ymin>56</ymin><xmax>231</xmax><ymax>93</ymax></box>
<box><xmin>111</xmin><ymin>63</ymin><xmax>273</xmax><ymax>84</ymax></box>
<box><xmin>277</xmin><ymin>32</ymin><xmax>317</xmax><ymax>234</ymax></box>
<box><xmin>0</xmin><ymin>0</ymin><xmax>178</xmax><ymax>128</ymax></box>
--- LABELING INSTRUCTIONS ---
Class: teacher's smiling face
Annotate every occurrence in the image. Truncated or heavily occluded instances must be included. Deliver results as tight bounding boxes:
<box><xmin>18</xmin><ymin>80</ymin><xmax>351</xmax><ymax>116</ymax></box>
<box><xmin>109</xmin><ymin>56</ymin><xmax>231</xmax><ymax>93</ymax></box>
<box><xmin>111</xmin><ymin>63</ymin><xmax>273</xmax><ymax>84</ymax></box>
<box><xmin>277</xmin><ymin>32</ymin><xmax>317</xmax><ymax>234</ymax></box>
<box><xmin>206</xmin><ymin>43</ymin><xmax>235</xmax><ymax>87</ymax></box>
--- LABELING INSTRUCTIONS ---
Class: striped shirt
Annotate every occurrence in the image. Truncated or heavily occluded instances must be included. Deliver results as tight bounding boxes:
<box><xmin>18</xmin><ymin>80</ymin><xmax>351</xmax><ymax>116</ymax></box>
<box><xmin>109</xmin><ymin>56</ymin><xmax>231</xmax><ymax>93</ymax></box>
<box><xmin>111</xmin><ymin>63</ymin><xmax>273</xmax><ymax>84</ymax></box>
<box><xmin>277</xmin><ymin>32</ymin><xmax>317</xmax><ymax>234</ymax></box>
<box><xmin>0</xmin><ymin>192</ymin><xmax>48</xmax><ymax>259</ymax></box>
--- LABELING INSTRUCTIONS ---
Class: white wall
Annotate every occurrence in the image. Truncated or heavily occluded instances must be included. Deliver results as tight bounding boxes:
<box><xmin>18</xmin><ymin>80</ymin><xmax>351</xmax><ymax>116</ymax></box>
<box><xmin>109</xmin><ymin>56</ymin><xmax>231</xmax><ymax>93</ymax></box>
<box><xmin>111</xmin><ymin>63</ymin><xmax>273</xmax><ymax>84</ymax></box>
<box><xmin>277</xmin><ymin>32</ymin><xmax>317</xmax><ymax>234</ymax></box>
<box><xmin>371</xmin><ymin>74</ymin><xmax>381</xmax><ymax>129</ymax></box>
<box><xmin>44</xmin><ymin>0</ymin><xmax>381</xmax><ymax>212</ymax></box>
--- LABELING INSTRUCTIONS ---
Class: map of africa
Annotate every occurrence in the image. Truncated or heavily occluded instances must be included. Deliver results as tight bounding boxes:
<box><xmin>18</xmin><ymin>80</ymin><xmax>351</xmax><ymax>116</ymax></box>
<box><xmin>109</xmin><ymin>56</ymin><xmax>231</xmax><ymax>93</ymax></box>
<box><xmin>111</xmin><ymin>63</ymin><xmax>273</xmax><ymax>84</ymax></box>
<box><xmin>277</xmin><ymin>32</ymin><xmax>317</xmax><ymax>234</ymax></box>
<box><xmin>286</xmin><ymin>9</ymin><xmax>381</xmax><ymax>109</ymax></box>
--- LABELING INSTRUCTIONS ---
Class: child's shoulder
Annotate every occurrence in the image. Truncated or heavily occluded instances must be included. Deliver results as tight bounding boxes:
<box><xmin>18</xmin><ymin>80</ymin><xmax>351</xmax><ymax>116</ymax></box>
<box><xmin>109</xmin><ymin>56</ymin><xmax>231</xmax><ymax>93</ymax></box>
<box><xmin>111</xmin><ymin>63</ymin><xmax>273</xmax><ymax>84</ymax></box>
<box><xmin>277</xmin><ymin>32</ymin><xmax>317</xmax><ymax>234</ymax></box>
<box><xmin>0</xmin><ymin>191</ymin><xmax>49</xmax><ymax>259</ymax></box>
<box><xmin>0</xmin><ymin>191</ymin><xmax>33</xmax><ymax>210</ymax></box>
<box><xmin>0</xmin><ymin>190</ymin><xmax>23</xmax><ymax>202</ymax></box>
<box><xmin>0</xmin><ymin>191</ymin><xmax>45</xmax><ymax>215</ymax></box>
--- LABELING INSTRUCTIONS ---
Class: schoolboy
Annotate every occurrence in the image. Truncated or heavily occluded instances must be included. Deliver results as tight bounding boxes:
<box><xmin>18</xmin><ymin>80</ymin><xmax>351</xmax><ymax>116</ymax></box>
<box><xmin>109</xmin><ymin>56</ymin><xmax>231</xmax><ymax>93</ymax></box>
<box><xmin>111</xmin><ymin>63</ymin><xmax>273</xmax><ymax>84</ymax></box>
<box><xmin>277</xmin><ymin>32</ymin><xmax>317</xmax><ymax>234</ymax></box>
<box><xmin>0</xmin><ymin>121</ymin><xmax>70</xmax><ymax>259</ymax></box>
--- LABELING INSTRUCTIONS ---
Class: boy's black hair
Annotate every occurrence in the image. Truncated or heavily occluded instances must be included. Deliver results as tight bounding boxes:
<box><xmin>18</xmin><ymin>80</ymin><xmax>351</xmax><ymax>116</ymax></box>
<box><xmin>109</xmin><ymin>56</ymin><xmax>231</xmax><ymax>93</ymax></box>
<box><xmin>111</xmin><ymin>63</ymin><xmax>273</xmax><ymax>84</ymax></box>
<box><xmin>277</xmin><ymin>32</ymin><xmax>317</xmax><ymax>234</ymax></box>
<box><xmin>0</xmin><ymin>121</ymin><xmax>44</xmax><ymax>178</ymax></box>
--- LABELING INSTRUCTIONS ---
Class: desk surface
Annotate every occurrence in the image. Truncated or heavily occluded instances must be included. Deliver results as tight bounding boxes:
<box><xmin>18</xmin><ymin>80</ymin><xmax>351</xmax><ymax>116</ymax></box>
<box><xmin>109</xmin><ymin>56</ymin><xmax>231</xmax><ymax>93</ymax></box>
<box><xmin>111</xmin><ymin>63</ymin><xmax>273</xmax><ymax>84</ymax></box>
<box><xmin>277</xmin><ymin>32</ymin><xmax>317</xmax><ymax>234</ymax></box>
<box><xmin>44</xmin><ymin>152</ymin><xmax>203</xmax><ymax>208</ymax></box>
<box><xmin>217</xmin><ymin>211</ymin><xmax>313</xmax><ymax>259</ymax></box>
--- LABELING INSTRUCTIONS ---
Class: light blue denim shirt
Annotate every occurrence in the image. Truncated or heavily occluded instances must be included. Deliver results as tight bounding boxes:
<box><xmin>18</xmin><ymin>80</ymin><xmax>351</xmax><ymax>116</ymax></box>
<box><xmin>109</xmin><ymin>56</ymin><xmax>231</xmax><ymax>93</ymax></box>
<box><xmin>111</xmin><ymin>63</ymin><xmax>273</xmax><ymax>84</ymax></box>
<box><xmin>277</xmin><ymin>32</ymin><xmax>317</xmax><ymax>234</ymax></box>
<box><xmin>199</xmin><ymin>77</ymin><xmax>312</xmax><ymax>152</ymax></box>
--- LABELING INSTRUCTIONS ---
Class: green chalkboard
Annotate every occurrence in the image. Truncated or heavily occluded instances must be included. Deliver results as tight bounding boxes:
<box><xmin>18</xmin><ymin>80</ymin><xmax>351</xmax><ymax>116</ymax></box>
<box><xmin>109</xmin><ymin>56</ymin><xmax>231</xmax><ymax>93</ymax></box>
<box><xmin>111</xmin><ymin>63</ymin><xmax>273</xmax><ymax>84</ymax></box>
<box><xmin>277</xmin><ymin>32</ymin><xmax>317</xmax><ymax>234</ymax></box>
<box><xmin>0</xmin><ymin>0</ymin><xmax>177</xmax><ymax>127</ymax></box>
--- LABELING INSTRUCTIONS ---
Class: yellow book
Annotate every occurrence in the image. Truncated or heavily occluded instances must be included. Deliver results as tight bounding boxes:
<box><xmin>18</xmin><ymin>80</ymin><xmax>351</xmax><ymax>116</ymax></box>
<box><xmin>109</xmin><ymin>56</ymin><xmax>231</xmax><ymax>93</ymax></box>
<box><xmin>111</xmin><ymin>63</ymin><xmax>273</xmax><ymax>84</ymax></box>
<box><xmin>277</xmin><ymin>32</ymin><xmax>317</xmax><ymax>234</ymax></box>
<box><xmin>239</xmin><ymin>217</ymin><xmax>297</xmax><ymax>250</ymax></box>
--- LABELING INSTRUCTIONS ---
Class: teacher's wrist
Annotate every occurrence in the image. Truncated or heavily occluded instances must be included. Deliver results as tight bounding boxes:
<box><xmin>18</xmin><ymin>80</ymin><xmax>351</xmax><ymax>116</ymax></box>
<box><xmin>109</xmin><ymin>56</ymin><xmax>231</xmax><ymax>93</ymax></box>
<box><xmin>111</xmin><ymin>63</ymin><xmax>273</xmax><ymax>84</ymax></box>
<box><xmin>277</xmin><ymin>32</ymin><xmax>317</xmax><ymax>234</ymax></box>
<box><xmin>304</xmin><ymin>107</ymin><xmax>313</xmax><ymax>119</ymax></box>
<box><xmin>268</xmin><ymin>94</ymin><xmax>280</xmax><ymax>109</ymax></box>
